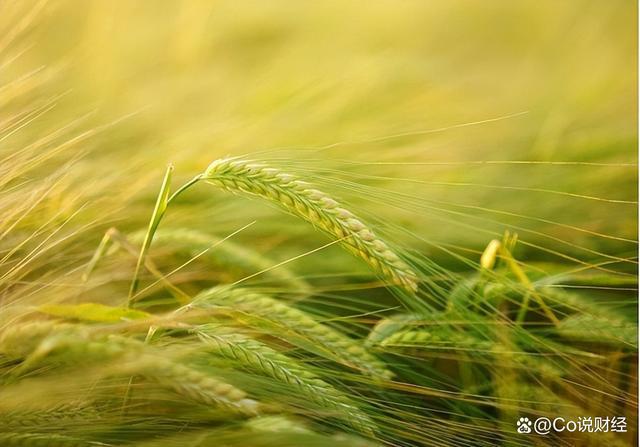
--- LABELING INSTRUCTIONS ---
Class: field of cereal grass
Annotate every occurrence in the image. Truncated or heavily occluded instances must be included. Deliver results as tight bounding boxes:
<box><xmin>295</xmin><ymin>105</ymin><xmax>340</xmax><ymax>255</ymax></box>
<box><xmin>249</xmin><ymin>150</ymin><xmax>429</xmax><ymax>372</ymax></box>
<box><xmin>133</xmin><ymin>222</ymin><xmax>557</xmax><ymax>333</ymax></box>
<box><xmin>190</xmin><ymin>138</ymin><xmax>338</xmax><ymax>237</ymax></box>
<box><xmin>0</xmin><ymin>1</ymin><xmax>637</xmax><ymax>445</ymax></box>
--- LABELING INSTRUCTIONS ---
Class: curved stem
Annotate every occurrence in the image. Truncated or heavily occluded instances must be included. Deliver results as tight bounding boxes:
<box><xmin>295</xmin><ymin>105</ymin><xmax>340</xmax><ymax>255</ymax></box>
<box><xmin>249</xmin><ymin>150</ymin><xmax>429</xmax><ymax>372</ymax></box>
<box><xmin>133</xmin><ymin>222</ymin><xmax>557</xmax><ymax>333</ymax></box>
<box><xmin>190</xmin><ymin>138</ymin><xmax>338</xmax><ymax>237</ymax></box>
<box><xmin>167</xmin><ymin>174</ymin><xmax>202</xmax><ymax>204</ymax></box>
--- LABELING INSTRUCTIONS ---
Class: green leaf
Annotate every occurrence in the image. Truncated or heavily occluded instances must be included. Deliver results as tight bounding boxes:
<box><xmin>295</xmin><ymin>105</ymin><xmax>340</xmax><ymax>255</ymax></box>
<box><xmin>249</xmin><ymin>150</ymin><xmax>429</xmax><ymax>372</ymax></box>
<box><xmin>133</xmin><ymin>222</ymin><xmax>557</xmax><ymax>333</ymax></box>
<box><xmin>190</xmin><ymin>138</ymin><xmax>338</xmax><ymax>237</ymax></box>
<box><xmin>129</xmin><ymin>164</ymin><xmax>174</xmax><ymax>301</ymax></box>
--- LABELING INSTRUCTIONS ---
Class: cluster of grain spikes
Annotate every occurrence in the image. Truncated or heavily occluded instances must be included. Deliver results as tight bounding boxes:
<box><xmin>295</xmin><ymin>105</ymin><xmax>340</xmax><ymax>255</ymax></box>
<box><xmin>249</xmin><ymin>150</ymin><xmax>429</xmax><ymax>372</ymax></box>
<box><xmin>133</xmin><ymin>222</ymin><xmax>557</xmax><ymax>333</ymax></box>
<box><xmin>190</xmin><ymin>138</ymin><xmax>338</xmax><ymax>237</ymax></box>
<box><xmin>195</xmin><ymin>327</ymin><xmax>377</xmax><ymax>435</ymax></box>
<box><xmin>202</xmin><ymin>157</ymin><xmax>419</xmax><ymax>294</ymax></box>
<box><xmin>190</xmin><ymin>286</ymin><xmax>393</xmax><ymax>380</ymax></box>
<box><xmin>0</xmin><ymin>322</ymin><xmax>260</xmax><ymax>416</ymax></box>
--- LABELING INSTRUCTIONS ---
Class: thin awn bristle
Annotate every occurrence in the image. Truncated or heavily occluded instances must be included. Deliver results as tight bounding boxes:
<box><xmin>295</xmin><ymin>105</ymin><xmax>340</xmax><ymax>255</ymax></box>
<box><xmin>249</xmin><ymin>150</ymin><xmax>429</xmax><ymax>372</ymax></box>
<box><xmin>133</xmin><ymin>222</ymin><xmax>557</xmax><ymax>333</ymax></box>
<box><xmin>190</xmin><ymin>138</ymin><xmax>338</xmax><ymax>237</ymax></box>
<box><xmin>128</xmin><ymin>228</ymin><xmax>311</xmax><ymax>296</ymax></box>
<box><xmin>203</xmin><ymin>157</ymin><xmax>418</xmax><ymax>293</ymax></box>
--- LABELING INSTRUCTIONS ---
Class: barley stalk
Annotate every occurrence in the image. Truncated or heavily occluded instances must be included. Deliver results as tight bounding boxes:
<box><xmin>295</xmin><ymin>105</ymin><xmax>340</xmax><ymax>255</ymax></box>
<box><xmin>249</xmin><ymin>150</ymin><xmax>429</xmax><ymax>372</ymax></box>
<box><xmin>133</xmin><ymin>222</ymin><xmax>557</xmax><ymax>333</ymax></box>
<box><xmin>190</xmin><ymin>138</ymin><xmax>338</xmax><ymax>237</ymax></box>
<box><xmin>203</xmin><ymin>157</ymin><xmax>418</xmax><ymax>293</ymax></box>
<box><xmin>192</xmin><ymin>286</ymin><xmax>393</xmax><ymax>380</ymax></box>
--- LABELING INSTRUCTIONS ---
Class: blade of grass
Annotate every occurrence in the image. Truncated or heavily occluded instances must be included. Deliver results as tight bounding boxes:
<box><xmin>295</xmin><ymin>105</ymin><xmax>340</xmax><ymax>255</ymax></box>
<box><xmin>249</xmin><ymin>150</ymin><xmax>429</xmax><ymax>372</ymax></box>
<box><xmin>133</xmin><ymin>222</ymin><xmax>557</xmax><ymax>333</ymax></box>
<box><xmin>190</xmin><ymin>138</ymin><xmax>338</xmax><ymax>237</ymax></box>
<box><xmin>128</xmin><ymin>164</ymin><xmax>174</xmax><ymax>304</ymax></box>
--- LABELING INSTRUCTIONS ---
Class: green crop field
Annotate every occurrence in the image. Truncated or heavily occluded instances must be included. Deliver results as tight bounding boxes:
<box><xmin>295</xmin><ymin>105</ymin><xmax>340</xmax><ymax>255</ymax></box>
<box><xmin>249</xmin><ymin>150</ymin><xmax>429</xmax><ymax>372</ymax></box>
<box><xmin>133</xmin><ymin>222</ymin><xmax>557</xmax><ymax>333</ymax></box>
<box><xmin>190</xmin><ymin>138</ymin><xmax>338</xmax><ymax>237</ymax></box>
<box><xmin>0</xmin><ymin>1</ymin><xmax>637</xmax><ymax>446</ymax></box>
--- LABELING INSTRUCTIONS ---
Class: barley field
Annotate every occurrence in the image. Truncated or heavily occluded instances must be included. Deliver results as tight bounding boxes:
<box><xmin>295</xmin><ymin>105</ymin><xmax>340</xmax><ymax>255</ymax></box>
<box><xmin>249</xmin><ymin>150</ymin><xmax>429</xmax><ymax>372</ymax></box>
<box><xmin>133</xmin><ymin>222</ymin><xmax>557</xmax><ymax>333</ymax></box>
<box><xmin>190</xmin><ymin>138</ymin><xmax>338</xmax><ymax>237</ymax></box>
<box><xmin>0</xmin><ymin>1</ymin><xmax>637</xmax><ymax>446</ymax></box>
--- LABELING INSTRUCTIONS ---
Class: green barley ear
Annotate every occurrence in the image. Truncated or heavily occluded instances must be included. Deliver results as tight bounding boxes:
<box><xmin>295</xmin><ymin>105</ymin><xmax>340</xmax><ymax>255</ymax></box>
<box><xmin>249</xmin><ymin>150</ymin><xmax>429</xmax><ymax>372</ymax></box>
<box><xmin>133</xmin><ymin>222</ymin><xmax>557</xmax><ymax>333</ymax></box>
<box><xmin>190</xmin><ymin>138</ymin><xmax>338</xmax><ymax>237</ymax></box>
<box><xmin>378</xmin><ymin>329</ymin><xmax>494</xmax><ymax>351</ymax></box>
<box><xmin>244</xmin><ymin>415</ymin><xmax>312</xmax><ymax>434</ymax></box>
<box><xmin>197</xmin><ymin>328</ymin><xmax>377</xmax><ymax>435</ymax></box>
<box><xmin>539</xmin><ymin>287</ymin><xmax>637</xmax><ymax>348</ymax></box>
<box><xmin>0</xmin><ymin>403</ymin><xmax>103</xmax><ymax>432</ymax></box>
<box><xmin>191</xmin><ymin>286</ymin><xmax>393</xmax><ymax>380</ymax></box>
<box><xmin>134</xmin><ymin>356</ymin><xmax>261</xmax><ymax>415</ymax></box>
<box><xmin>1</xmin><ymin>324</ymin><xmax>259</xmax><ymax>415</ymax></box>
<box><xmin>203</xmin><ymin>157</ymin><xmax>418</xmax><ymax>293</ymax></box>
<box><xmin>556</xmin><ymin>314</ymin><xmax>637</xmax><ymax>347</ymax></box>
<box><xmin>365</xmin><ymin>313</ymin><xmax>423</xmax><ymax>347</ymax></box>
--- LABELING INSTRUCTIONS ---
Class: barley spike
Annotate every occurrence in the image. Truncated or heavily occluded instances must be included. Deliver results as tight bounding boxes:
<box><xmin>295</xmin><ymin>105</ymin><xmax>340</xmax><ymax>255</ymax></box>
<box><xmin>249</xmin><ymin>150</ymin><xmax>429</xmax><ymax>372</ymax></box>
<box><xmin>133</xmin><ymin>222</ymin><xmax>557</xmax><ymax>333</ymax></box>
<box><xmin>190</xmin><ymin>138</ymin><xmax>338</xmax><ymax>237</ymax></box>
<box><xmin>203</xmin><ymin>157</ymin><xmax>418</xmax><ymax>293</ymax></box>
<box><xmin>192</xmin><ymin>286</ymin><xmax>393</xmax><ymax>380</ymax></box>
<box><xmin>197</xmin><ymin>328</ymin><xmax>377</xmax><ymax>434</ymax></box>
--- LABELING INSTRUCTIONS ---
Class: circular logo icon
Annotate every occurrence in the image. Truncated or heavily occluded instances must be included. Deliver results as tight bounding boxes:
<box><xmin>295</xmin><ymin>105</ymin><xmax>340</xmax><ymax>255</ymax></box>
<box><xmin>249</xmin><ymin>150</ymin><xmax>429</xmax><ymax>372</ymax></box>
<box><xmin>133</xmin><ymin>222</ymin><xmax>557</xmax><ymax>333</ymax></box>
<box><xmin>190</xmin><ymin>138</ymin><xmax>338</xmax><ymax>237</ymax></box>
<box><xmin>517</xmin><ymin>417</ymin><xmax>532</xmax><ymax>434</ymax></box>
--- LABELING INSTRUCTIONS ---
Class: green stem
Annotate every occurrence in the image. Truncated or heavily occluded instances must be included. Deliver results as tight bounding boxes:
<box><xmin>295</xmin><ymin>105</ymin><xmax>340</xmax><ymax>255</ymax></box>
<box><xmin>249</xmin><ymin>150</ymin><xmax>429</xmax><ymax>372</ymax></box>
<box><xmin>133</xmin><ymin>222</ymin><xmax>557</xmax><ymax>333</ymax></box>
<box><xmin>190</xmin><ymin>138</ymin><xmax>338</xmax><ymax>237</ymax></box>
<box><xmin>515</xmin><ymin>291</ymin><xmax>531</xmax><ymax>325</ymax></box>
<box><xmin>167</xmin><ymin>174</ymin><xmax>202</xmax><ymax>204</ymax></box>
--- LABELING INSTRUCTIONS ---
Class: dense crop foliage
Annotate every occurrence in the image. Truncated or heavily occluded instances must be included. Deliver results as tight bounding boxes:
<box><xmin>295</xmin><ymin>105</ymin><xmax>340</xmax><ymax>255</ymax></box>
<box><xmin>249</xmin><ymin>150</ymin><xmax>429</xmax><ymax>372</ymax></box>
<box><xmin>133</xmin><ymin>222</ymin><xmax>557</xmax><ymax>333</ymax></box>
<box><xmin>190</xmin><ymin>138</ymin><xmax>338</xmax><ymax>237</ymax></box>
<box><xmin>0</xmin><ymin>1</ymin><xmax>636</xmax><ymax>446</ymax></box>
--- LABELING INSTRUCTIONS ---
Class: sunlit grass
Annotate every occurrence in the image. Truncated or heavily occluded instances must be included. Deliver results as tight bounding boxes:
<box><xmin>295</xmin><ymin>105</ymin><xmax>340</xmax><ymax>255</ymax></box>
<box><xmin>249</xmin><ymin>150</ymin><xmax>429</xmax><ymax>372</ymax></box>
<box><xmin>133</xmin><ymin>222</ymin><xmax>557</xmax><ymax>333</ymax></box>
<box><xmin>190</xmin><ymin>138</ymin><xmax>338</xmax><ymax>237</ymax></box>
<box><xmin>0</xmin><ymin>1</ymin><xmax>637</xmax><ymax>446</ymax></box>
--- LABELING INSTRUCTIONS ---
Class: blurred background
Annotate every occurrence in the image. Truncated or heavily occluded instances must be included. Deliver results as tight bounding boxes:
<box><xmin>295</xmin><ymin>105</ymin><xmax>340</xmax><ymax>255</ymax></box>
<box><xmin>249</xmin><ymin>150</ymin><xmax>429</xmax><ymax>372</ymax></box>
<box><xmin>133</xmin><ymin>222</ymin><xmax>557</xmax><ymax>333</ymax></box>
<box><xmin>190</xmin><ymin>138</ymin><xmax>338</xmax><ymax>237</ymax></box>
<box><xmin>1</xmin><ymin>0</ymin><xmax>637</xmax><ymax>305</ymax></box>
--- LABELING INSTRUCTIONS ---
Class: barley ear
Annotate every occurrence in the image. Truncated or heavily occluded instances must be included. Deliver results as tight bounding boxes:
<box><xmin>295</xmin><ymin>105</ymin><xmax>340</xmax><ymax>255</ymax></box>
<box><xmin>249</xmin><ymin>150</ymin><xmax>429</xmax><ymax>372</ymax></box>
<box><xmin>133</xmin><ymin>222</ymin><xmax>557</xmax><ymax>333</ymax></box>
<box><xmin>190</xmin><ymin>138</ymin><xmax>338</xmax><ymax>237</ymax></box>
<box><xmin>197</xmin><ymin>328</ymin><xmax>377</xmax><ymax>434</ymax></box>
<box><xmin>192</xmin><ymin>286</ymin><xmax>393</xmax><ymax>380</ymax></box>
<box><xmin>203</xmin><ymin>157</ymin><xmax>418</xmax><ymax>293</ymax></box>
